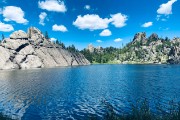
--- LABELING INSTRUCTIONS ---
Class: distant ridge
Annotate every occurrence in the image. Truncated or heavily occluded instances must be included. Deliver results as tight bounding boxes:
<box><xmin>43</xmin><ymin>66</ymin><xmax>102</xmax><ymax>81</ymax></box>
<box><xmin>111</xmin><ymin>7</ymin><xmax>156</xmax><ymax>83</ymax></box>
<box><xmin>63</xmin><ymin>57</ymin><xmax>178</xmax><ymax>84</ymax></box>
<box><xmin>81</xmin><ymin>32</ymin><xmax>180</xmax><ymax>64</ymax></box>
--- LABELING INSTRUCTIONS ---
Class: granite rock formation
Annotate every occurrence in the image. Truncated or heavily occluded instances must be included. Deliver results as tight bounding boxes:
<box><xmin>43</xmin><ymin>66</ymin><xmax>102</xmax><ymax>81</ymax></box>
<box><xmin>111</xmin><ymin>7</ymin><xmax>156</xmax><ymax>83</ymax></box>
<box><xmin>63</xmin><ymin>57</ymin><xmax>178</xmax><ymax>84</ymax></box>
<box><xmin>0</xmin><ymin>27</ymin><xmax>90</xmax><ymax>70</ymax></box>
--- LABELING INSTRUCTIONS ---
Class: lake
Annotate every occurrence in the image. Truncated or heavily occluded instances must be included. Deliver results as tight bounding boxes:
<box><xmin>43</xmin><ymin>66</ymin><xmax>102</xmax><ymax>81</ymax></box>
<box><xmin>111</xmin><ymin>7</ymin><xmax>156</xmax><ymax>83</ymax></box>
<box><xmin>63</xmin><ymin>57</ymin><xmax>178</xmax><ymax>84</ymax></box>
<box><xmin>0</xmin><ymin>64</ymin><xmax>180</xmax><ymax>119</ymax></box>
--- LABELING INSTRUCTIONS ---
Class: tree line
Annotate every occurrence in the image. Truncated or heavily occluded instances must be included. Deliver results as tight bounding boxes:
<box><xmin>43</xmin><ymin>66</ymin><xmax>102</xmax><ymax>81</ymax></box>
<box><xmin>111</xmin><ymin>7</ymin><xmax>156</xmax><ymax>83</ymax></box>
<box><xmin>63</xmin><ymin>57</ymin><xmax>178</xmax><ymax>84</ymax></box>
<box><xmin>44</xmin><ymin>31</ymin><xmax>78</xmax><ymax>53</ymax></box>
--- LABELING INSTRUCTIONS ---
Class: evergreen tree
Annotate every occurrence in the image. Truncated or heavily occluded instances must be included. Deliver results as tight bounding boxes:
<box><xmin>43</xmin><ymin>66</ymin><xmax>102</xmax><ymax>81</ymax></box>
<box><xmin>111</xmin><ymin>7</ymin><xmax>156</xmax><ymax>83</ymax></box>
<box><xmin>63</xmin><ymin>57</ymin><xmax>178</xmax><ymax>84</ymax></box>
<box><xmin>55</xmin><ymin>40</ymin><xmax>66</xmax><ymax>49</ymax></box>
<box><xmin>56</xmin><ymin>39</ymin><xmax>59</xmax><ymax>44</ymax></box>
<box><xmin>80</xmin><ymin>49</ymin><xmax>93</xmax><ymax>63</ymax></box>
<box><xmin>61</xmin><ymin>42</ymin><xmax>66</xmax><ymax>49</ymax></box>
<box><xmin>45</xmin><ymin>31</ymin><xmax>49</xmax><ymax>39</ymax></box>
<box><xmin>165</xmin><ymin>37</ymin><xmax>170</xmax><ymax>41</ymax></box>
<box><xmin>67</xmin><ymin>44</ymin><xmax>77</xmax><ymax>52</ymax></box>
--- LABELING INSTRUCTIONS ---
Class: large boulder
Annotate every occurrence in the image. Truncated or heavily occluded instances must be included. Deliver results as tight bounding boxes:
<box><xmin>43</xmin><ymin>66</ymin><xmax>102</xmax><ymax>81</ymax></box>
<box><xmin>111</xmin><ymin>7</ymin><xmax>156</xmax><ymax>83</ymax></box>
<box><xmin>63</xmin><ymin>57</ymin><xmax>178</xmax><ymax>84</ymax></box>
<box><xmin>18</xmin><ymin>45</ymin><xmax>35</xmax><ymax>56</ymax></box>
<box><xmin>15</xmin><ymin>55</ymin><xmax>26</xmax><ymax>64</ymax></box>
<box><xmin>0</xmin><ymin>46</ymin><xmax>19</xmax><ymax>70</ymax></box>
<box><xmin>149</xmin><ymin>33</ymin><xmax>158</xmax><ymax>40</ymax></box>
<box><xmin>10</xmin><ymin>30</ymin><xmax>28</xmax><ymax>39</ymax></box>
<box><xmin>132</xmin><ymin>32</ymin><xmax>146</xmax><ymax>43</ymax></box>
<box><xmin>1</xmin><ymin>38</ymin><xmax>29</xmax><ymax>51</ymax></box>
<box><xmin>167</xmin><ymin>47</ymin><xmax>180</xmax><ymax>64</ymax></box>
<box><xmin>27</xmin><ymin>27</ymin><xmax>53</xmax><ymax>47</ymax></box>
<box><xmin>28</xmin><ymin>27</ymin><xmax>44</xmax><ymax>40</ymax></box>
<box><xmin>168</xmin><ymin>46</ymin><xmax>180</xmax><ymax>57</ymax></box>
<box><xmin>167</xmin><ymin>57</ymin><xmax>180</xmax><ymax>64</ymax></box>
<box><xmin>20</xmin><ymin>55</ymin><xmax>44</xmax><ymax>69</ymax></box>
<box><xmin>87</xmin><ymin>44</ymin><xmax>95</xmax><ymax>53</ymax></box>
<box><xmin>171</xmin><ymin>38</ymin><xmax>180</xmax><ymax>45</ymax></box>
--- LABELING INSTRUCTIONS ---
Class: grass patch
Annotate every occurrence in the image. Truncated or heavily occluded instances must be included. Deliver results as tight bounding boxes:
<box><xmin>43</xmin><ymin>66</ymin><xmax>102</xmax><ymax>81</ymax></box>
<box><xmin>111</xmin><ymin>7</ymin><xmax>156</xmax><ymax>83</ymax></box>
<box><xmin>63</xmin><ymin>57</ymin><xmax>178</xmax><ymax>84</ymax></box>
<box><xmin>89</xmin><ymin>99</ymin><xmax>180</xmax><ymax>120</ymax></box>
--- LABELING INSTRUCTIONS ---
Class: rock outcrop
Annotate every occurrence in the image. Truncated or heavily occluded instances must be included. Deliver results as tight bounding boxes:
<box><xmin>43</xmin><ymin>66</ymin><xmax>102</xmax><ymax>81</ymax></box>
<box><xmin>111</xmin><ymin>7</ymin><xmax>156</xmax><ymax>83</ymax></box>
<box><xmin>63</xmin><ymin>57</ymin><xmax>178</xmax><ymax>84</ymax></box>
<box><xmin>149</xmin><ymin>33</ymin><xmax>158</xmax><ymax>41</ymax></box>
<box><xmin>0</xmin><ymin>27</ymin><xmax>90</xmax><ymax>70</ymax></box>
<box><xmin>132</xmin><ymin>32</ymin><xmax>146</xmax><ymax>44</ymax></box>
<box><xmin>87</xmin><ymin>44</ymin><xmax>95</xmax><ymax>53</ymax></box>
<box><xmin>120</xmin><ymin>34</ymin><xmax>180</xmax><ymax>64</ymax></box>
<box><xmin>10</xmin><ymin>30</ymin><xmax>28</xmax><ymax>39</ymax></box>
<box><xmin>83</xmin><ymin>32</ymin><xmax>180</xmax><ymax>64</ymax></box>
<box><xmin>167</xmin><ymin>38</ymin><xmax>180</xmax><ymax>64</ymax></box>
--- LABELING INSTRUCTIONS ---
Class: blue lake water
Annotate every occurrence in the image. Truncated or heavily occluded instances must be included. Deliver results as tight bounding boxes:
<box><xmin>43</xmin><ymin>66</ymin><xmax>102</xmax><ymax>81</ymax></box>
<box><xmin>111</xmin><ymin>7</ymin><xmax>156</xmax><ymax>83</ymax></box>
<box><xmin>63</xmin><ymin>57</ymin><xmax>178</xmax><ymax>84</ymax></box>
<box><xmin>0</xmin><ymin>64</ymin><xmax>180</xmax><ymax>119</ymax></box>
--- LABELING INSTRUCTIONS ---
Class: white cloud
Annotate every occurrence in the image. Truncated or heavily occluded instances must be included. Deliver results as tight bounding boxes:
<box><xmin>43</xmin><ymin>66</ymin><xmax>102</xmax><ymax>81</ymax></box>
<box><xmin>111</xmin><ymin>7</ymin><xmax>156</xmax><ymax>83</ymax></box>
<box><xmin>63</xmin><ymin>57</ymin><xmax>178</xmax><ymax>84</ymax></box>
<box><xmin>96</xmin><ymin>40</ymin><xmax>102</xmax><ymax>43</ymax></box>
<box><xmin>84</xmin><ymin>5</ymin><xmax>91</xmax><ymax>10</ymax></box>
<box><xmin>73</xmin><ymin>14</ymin><xmax>111</xmax><ymax>31</ymax></box>
<box><xmin>141</xmin><ymin>22</ymin><xmax>153</xmax><ymax>28</ymax></box>
<box><xmin>73</xmin><ymin>13</ymin><xmax>128</xmax><ymax>31</ymax></box>
<box><xmin>0</xmin><ymin>22</ymin><xmax>14</xmax><ymax>32</ymax></box>
<box><xmin>39</xmin><ymin>12</ymin><xmax>47</xmax><ymax>26</ymax></box>
<box><xmin>157</xmin><ymin>0</ymin><xmax>177</xmax><ymax>15</ymax></box>
<box><xmin>114</xmin><ymin>38</ymin><xmax>122</xmax><ymax>42</ymax></box>
<box><xmin>38</xmin><ymin>0</ymin><xmax>67</xmax><ymax>12</ymax></box>
<box><xmin>99</xmin><ymin>29</ymin><xmax>112</xmax><ymax>36</ymax></box>
<box><xmin>52</xmin><ymin>24</ymin><xmax>68</xmax><ymax>32</ymax></box>
<box><xmin>2</xmin><ymin>6</ymin><xmax>28</xmax><ymax>24</ymax></box>
<box><xmin>161</xmin><ymin>18</ymin><xmax>167</xmax><ymax>21</ymax></box>
<box><xmin>50</xmin><ymin>38</ymin><xmax>56</xmax><ymax>42</ymax></box>
<box><xmin>110</xmin><ymin>13</ymin><xmax>128</xmax><ymax>28</ymax></box>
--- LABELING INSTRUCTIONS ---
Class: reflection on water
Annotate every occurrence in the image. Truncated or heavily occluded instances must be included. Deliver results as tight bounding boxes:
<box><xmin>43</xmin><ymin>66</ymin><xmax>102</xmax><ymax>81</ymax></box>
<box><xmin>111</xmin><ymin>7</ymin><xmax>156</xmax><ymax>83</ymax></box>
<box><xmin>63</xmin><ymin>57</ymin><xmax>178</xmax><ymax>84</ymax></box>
<box><xmin>0</xmin><ymin>65</ymin><xmax>180</xmax><ymax>119</ymax></box>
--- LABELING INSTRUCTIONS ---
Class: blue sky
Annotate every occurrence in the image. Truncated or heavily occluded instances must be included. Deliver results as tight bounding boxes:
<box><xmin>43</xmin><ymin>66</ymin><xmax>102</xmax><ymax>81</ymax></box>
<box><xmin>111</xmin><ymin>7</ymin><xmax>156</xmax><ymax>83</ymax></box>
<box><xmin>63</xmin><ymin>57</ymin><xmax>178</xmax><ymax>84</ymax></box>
<box><xmin>0</xmin><ymin>0</ymin><xmax>180</xmax><ymax>50</ymax></box>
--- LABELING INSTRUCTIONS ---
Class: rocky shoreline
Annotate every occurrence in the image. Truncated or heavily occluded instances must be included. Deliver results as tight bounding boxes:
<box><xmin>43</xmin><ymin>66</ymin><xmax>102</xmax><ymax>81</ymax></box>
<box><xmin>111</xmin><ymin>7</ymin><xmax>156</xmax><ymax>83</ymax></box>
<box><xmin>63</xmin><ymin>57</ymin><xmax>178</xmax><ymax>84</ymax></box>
<box><xmin>0</xmin><ymin>27</ymin><xmax>90</xmax><ymax>70</ymax></box>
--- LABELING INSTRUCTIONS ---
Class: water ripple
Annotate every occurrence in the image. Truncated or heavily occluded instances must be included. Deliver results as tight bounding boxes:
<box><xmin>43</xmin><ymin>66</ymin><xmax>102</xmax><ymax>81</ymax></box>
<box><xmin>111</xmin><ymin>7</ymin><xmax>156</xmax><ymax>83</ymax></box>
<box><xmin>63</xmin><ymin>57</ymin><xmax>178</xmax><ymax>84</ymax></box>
<box><xmin>0</xmin><ymin>65</ymin><xmax>180</xmax><ymax>119</ymax></box>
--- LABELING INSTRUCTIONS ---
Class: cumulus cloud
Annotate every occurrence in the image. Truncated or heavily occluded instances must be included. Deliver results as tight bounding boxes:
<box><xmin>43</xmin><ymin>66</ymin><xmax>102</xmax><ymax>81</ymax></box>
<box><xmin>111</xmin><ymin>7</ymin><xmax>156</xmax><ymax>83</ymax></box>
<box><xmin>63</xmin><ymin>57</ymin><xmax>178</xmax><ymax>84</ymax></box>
<box><xmin>0</xmin><ymin>22</ymin><xmax>14</xmax><ymax>32</ymax></box>
<box><xmin>99</xmin><ymin>29</ymin><xmax>112</xmax><ymax>36</ymax></box>
<box><xmin>114</xmin><ymin>38</ymin><xmax>122</xmax><ymax>42</ymax></box>
<box><xmin>50</xmin><ymin>38</ymin><xmax>57</xmax><ymax>43</ymax></box>
<box><xmin>73</xmin><ymin>13</ymin><xmax>128</xmax><ymax>31</ymax></box>
<box><xmin>96</xmin><ymin>40</ymin><xmax>102</xmax><ymax>43</ymax></box>
<box><xmin>73</xmin><ymin>14</ymin><xmax>111</xmax><ymax>31</ymax></box>
<box><xmin>84</xmin><ymin>5</ymin><xmax>90</xmax><ymax>10</ymax></box>
<box><xmin>52</xmin><ymin>24</ymin><xmax>68</xmax><ymax>32</ymax></box>
<box><xmin>50</xmin><ymin>37</ymin><xmax>56</xmax><ymax>41</ymax></box>
<box><xmin>157</xmin><ymin>0</ymin><xmax>177</xmax><ymax>15</ymax></box>
<box><xmin>2</xmin><ymin>6</ymin><xmax>28</xmax><ymax>24</ymax></box>
<box><xmin>38</xmin><ymin>0</ymin><xmax>67</xmax><ymax>12</ymax></box>
<box><xmin>110</xmin><ymin>13</ymin><xmax>128</xmax><ymax>28</ymax></box>
<box><xmin>141</xmin><ymin>22</ymin><xmax>153</xmax><ymax>28</ymax></box>
<box><xmin>39</xmin><ymin>12</ymin><xmax>47</xmax><ymax>26</ymax></box>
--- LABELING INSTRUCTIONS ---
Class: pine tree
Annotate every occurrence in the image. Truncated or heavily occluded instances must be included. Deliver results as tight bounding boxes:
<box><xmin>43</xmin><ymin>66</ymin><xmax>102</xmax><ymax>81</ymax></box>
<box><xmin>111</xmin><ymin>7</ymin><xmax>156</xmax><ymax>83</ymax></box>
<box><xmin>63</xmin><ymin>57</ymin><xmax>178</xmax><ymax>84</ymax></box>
<box><xmin>165</xmin><ymin>37</ymin><xmax>170</xmax><ymax>41</ymax></box>
<box><xmin>45</xmin><ymin>31</ymin><xmax>49</xmax><ymax>39</ymax></box>
<box><xmin>56</xmin><ymin>39</ymin><xmax>59</xmax><ymax>44</ymax></box>
<box><xmin>61</xmin><ymin>43</ymin><xmax>65</xmax><ymax>49</ymax></box>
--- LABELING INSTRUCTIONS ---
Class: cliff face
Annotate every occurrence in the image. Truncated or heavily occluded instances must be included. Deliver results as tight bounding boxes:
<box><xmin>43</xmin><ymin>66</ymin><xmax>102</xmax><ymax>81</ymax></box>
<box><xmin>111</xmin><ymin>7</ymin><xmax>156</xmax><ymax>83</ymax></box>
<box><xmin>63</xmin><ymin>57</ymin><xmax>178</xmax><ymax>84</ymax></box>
<box><xmin>0</xmin><ymin>27</ymin><xmax>90</xmax><ymax>70</ymax></box>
